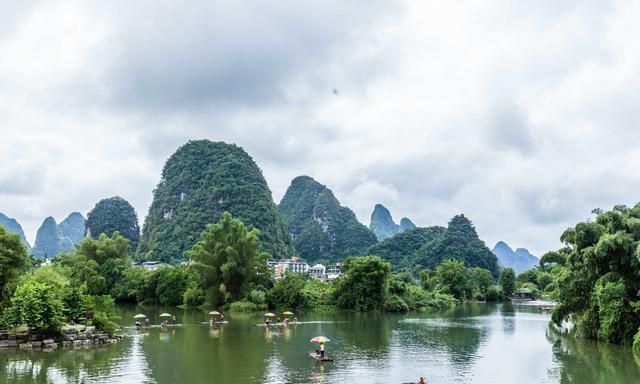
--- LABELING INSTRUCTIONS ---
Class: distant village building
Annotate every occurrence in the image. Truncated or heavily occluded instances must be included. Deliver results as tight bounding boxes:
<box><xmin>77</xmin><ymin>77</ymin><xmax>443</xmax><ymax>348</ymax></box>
<box><xmin>267</xmin><ymin>257</ymin><xmax>310</xmax><ymax>278</ymax></box>
<box><xmin>131</xmin><ymin>261</ymin><xmax>165</xmax><ymax>271</ymax></box>
<box><xmin>309</xmin><ymin>264</ymin><xmax>326</xmax><ymax>279</ymax></box>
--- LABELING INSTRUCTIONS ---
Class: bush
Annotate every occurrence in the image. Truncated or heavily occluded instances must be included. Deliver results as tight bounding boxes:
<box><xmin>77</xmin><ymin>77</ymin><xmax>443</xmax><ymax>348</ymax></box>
<box><xmin>301</xmin><ymin>280</ymin><xmax>334</xmax><ymax>308</ymax></box>
<box><xmin>4</xmin><ymin>281</ymin><xmax>65</xmax><ymax>335</ymax></box>
<box><xmin>228</xmin><ymin>300</ymin><xmax>258</xmax><ymax>312</ymax></box>
<box><xmin>485</xmin><ymin>286</ymin><xmax>500</xmax><ymax>302</ymax></box>
<box><xmin>267</xmin><ymin>273</ymin><xmax>306</xmax><ymax>309</ymax></box>
<box><xmin>183</xmin><ymin>287</ymin><xmax>205</xmax><ymax>307</ymax></box>
<box><xmin>384</xmin><ymin>295</ymin><xmax>409</xmax><ymax>312</ymax></box>
<box><xmin>402</xmin><ymin>285</ymin><xmax>456</xmax><ymax>310</ymax></box>
<box><xmin>83</xmin><ymin>295</ymin><xmax>119</xmax><ymax>335</ymax></box>
<box><xmin>249</xmin><ymin>289</ymin><xmax>266</xmax><ymax>305</ymax></box>
<box><xmin>633</xmin><ymin>328</ymin><xmax>640</xmax><ymax>355</ymax></box>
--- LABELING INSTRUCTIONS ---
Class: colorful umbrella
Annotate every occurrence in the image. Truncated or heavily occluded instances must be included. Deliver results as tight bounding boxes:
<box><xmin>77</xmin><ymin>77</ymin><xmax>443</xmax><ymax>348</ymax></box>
<box><xmin>208</xmin><ymin>311</ymin><xmax>221</xmax><ymax>315</ymax></box>
<box><xmin>282</xmin><ymin>311</ymin><xmax>294</xmax><ymax>315</ymax></box>
<box><xmin>159</xmin><ymin>313</ymin><xmax>172</xmax><ymax>317</ymax></box>
<box><xmin>133</xmin><ymin>314</ymin><xmax>147</xmax><ymax>319</ymax></box>
<box><xmin>310</xmin><ymin>336</ymin><xmax>330</xmax><ymax>343</ymax></box>
<box><xmin>264</xmin><ymin>313</ymin><xmax>276</xmax><ymax>317</ymax></box>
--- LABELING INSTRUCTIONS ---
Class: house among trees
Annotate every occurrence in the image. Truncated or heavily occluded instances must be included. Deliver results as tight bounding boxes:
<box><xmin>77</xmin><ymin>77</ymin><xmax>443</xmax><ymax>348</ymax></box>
<box><xmin>512</xmin><ymin>287</ymin><xmax>534</xmax><ymax>301</ymax></box>
<box><xmin>267</xmin><ymin>257</ymin><xmax>310</xmax><ymax>278</ymax></box>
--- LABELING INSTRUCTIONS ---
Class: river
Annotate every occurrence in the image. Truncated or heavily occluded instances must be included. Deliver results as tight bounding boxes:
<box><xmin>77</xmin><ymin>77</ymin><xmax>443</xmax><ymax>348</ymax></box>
<box><xmin>1</xmin><ymin>303</ymin><xmax>638</xmax><ymax>383</ymax></box>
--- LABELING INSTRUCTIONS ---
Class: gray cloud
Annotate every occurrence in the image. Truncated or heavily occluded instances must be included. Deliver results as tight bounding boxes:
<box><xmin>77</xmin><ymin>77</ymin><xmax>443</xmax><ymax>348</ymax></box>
<box><xmin>2</xmin><ymin>0</ymin><xmax>640</xmax><ymax>258</ymax></box>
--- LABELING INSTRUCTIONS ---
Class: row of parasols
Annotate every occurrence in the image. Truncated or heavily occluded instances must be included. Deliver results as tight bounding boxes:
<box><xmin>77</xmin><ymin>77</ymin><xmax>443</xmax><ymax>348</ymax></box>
<box><xmin>132</xmin><ymin>312</ymin><xmax>330</xmax><ymax>344</ymax></box>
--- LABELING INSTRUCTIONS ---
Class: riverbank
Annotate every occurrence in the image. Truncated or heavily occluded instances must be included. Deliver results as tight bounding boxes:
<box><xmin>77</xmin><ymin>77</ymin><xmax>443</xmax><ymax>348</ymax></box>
<box><xmin>0</xmin><ymin>326</ymin><xmax>124</xmax><ymax>351</ymax></box>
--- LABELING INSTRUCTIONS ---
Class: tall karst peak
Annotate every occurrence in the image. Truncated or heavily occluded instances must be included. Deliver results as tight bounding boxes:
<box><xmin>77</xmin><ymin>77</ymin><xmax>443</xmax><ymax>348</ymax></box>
<box><xmin>369</xmin><ymin>204</ymin><xmax>416</xmax><ymax>240</ymax></box>
<box><xmin>138</xmin><ymin>140</ymin><xmax>293</xmax><ymax>263</ymax></box>
<box><xmin>278</xmin><ymin>175</ymin><xmax>377</xmax><ymax>263</ymax></box>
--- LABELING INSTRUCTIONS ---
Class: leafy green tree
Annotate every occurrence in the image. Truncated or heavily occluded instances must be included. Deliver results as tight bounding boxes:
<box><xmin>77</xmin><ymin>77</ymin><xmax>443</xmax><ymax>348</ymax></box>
<box><xmin>0</xmin><ymin>226</ymin><xmax>30</xmax><ymax>306</ymax></box>
<box><xmin>435</xmin><ymin>259</ymin><xmax>471</xmax><ymax>300</ymax></box>
<box><xmin>267</xmin><ymin>273</ymin><xmax>306</xmax><ymax>309</ymax></box>
<box><xmin>333</xmin><ymin>255</ymin><xmax>391</xmax><ymax>311</ymax></box>
<box><xmin>499</xmin><ymin>268</ymin><xmax>516</xmax><ymax>298</ymax></box>
<box><xmin>153</xmin><ymin>266</ymin><xmax>189</xmax><ymax>306</ymax></box>
<box><xmin>86</xmin><ymin>196</ymin><xmax>140</xmax><ymax>250</ymax></box>
<box><xmin>83</xmin><ymin>295</ymin><xmax>119</xmax><ymax>335</ymax></box>
<box><xmin>3</xmin><ymin>281</ymin><xmax>64</xmax><ymax>335</ymax></box>
<box><xmin>187</xmin><ymin>212</ymin><xmax>264</xmax><ymax>306</ymax></box>
<box><xmin>551</xmin><ymin>204</ymin><xmax>640</xmax><ymax>346</ymax></box>
<box><xmin>470</xmin><ymin>267</ymin><xmax>493</xmax><ymax>299</ymax></box>
<box><xmin>419</xmin><ymin>268</ymin><xmax>436</xmax><ymax>290</ymax></box>
<box><xmin>55</xmin><ymin>232</ymin><xmax>130</xmax><ymax>296</ymax></box>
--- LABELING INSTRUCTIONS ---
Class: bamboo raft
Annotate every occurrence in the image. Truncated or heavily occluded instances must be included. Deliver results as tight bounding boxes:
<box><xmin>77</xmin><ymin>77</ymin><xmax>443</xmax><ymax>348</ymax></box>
<box><xmin>309</xmin><ymin>352</ymin><xmax>333</xmax><ymax>362</ymax></box>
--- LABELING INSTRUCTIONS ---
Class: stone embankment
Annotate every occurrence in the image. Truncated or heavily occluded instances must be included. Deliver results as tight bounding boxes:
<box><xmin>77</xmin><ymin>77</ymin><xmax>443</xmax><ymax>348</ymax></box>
<box><xmin>0</xmin><ymin>326</ymin><xmax>123</xmax><ymax>351</ymax></box>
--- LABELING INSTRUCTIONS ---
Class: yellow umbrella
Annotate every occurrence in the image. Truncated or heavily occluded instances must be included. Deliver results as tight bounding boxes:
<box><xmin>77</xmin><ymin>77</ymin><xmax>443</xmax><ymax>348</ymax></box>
<box><xmin>310</xmin><ymin>336</ymin><xmax>330</xmax><ymax>343</ymax></box>
<box><xmin>264</xmin><ymin>313</ymin><xmax>276</xmax><ymax>317</ymax></box>
<box><xmin>282</xmin><ymin>311</ymin><xmax>294</xmax><ymax>315</ymax></box>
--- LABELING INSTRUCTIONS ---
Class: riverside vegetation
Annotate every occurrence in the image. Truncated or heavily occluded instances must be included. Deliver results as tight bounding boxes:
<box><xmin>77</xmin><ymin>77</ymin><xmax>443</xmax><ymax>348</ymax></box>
<box><xmin>1</xmin><ymin>140</ymin><xmax>640</xmax><ymax>358</ymax></box>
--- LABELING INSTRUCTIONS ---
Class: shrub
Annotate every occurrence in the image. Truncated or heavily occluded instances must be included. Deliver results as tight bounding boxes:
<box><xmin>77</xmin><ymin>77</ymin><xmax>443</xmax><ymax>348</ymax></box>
<box><xmin>228</xmin><ymin>300</ymin><xmax>258</xmax><ymax>312</ymax></box>
<box><xmin>384</xmin><ymin>295</ymin><xmax>409</xmax><ymax>312</ymax></box>
<box><xmin>485</xmin><ymin>286</ymin><xmax>500</xmax><ymax>302</ymax></box>
<box><xmin>633</xmin><ymin>328</ymin><xmax>640</xmax><ymax>355</ymax></box>
<box><xmin>249</xmin><ymin>289</ymin><xmax>266</xmax><ymax>305</ymax></box>
<box><xmin>183</xmin><ymin>287</ymin><xmax>205</xmax><ymax>307</ymax></box>
<box><xmin>4</xmin><ymin>281</ymin><xmax>64</xmax><ymax>335</ymax></box>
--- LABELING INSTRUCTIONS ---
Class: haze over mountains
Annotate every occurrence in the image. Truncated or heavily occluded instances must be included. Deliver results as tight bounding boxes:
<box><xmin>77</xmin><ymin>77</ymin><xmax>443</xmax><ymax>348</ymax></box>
<box><xmin>369</xmin><ymin>204</ymin><xmax>416</xmax><ymax>240</ymax></box>
<box><xmin>1</xmin><ymin>140</ymin><xmax>537</xmax><ymax>274</ymax></box>
<box><xmin>491</xmin><ymin>241</ymin><xmax>539</xmax><ymax>274</ymax></box>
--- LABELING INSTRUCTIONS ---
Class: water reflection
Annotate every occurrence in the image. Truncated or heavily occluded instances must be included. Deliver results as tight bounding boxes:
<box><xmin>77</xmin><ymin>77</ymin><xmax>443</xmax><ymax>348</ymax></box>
<box><xmin>2</xmin><ymin>304</ymin><xmax>639</xmax><ymax>384</ymax></box>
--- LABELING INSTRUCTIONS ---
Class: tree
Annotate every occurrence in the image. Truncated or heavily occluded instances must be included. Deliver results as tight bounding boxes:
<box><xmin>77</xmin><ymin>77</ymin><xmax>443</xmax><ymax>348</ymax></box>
<box><xmin>333</xmin><ymin>255</ymin><xmax>391</xmax><ymax>311</ymax></box>
<box><xmin>551</xmin><ymin>204</ymin><xmax>640</xmax><ymax>346</ymax></box>
<box><xmin>187</xmin><ymin>212</ymin><xmax>264</xmax><ymax>306</ymax></box>
<box><xmin>499</xmin><ymin>268</ymin><xmax>516</xmax><ymax>298</ymax></box>
<box><xmin>86</xmin><ymin>196</ymin><xmax>140</xmax><ymax>250</ymax></box>
<box><xmin>470</xmin><ymin>267</ymin><xmax>493</xmax><ymax>299</ymax></box>
<box><xmin>435</xmin><ymin>259</ymin><xmax>471</xmax><ymax>300</ymax></box>
<box><xmin>267</xmin><ymin>273</ymin><xmax>306</xmax><ymax>309</ymax></box>
<box><xmin>3</xmin><ymin>281</ymin><xmax>64</xmax><ymax>335</ymax></box>
<box><xmin>0</xmin><ymin>226</ymin><xmax>30</xmax><ymax>307</ymax></box>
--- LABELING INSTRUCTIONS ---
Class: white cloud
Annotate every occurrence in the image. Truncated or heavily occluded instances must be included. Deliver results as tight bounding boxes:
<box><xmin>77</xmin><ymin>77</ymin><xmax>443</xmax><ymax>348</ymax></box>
<box><xmin>1</xmin><ymin>0</ymin><xmax>640</xmax><ymax>257</ymax></box>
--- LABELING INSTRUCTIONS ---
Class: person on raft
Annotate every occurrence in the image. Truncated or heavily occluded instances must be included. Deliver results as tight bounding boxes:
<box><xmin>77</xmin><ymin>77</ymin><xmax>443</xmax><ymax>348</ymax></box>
<box><xmin>320</xmin><ymin>342</ymin><xmax>325</xmax><ymax>358</ymax></box>
<box><xmin>417</xmin><ymin>377</ymin><xmax>426</xmax><ymax>384</ymax></box>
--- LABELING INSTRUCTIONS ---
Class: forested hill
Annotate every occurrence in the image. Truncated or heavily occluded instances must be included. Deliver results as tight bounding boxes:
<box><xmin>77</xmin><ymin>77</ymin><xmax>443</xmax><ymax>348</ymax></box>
<box><xmin>86</xmin><ymin>196</ymin><xmax>140</xmax><ymax>249</ymax></box>
<box><xmin>367</xmin><ymin>226</ymin><xmax>445</xmax><ymax>270</ymax></box>
<box><xmin>278</xmin><ymin>175</ymin><xmax>377</xmax><ymax>263</ymax></box>
<box><xmin>137</xmin><ymin>140</ymin><xmax>293</xmax><ymax>263</ymax></box>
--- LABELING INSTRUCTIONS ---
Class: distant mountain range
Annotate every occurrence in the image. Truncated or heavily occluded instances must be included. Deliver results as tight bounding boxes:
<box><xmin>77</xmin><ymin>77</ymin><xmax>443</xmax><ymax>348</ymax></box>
<box><xmin>369</xmin><ymin>204</ymin><xmax>416</xmax><ymax>240</ymax></box>
<box><xmin>0</xmin><ymin>212</ymin><xmax>30</xmax><ymax>249</ymax></box>
<box><xmin>32</xmin><ymin>213</ymin><xmax>86</xmax><ymax>259</ymax></box>
<box><xmin>491</xmin><ymin>241</ymin><xmax>538</xmax><ymax>274</ymax></box>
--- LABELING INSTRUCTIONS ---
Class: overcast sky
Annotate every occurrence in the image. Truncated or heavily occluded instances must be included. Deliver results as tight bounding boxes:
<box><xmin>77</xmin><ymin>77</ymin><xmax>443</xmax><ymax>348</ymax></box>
<box><xmin>2</xmin><ymin>0</ymin><xmax>639</xmax><ymax>255</ymax></box>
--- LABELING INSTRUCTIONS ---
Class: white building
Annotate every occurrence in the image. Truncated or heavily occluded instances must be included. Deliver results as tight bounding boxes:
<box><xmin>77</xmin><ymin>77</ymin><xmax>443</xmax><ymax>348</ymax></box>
<box><xmin>309</xmin><ymin>264</ymin><xmax>326</xmax><ymax>279</ymax></box>
<box><xmin>267</xmin><ymin>257</ymin><xmax>310</xmax><ymax>278</ymax></box>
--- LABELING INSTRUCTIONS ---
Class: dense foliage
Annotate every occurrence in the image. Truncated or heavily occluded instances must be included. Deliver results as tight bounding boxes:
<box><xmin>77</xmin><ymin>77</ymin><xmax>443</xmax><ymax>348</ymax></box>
<box><xmin>551</xmin><ymin>204</ymin><xmax>640</xmax><ymax>346</ymax></box>
<box><xmin>0</xmin><ymin>226</ymin><xmax>30</xmax><ymax>307</ymax></box>
<box><xmin>187</xmin><ymin>212</ymin><xmax>267</xmax><ymax>306</ymax></box>
<box><xmin>2</xmin><ymin>281</ymin><xmax>65</xmax><ymax>335</ymax></box>
<box><xmin>499</xmin><ymin>268</ymin><xmax>516</xmax><ymax>298</ymax></box>
<box><xmin>278</xmin><ymin>176</ymin><xmax>377</xmax><ymax>263</ymax></box>
<box><xmin>416</xmin><ymin>215</ymin><xmax>500</xmax><ymax>277</ymax></box>
<box><xmin>138</xmin><ymin>140</ymin><xmax>292</xmax><ymax>263</ymax></box>
<box><xmin>86</xmin><ymin>196</ymin><xmax>140</xmax><ymax>250</ymax></box>
<box><xmin>367</xmin><ymin>226</ymin><xmax>446</xmax><ymax>271</ymax></box>
<box><xmin>333</xmin><ymin>256</ymin><xmax>391</xmax><ymax>311</ymax></box>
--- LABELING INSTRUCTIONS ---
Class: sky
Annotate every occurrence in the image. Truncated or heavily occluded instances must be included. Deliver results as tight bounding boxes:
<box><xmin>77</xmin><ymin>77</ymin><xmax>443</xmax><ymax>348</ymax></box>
<box><xmin>2</xmin><ymin>0</ymin><xmax>640</xmax><ymax>256</ymax></box>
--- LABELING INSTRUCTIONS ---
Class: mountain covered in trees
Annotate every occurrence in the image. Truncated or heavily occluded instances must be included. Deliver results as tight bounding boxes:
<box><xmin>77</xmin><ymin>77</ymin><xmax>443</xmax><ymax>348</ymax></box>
<box><xmin>492</xmin><ymin>241</ymin><xmax>538</xmax><ymax>274</ymax></box>
<box><xmin>0</xmin><ymin>212</ymin><xmax>30</xmax><ymax>250</ymax></box>
<box><xmin>138</xmin><ymin>140</ymin><xmax>292</xmax><ymax>263</ymax></box>
<box><xmin>367</xmin><ymin>226</ymin><xmax>445</xmax><ymax>269</ymax></box>
<box><xmin>368</xmin><ymin>214</ymin><xmax>499</xmax><ymax>276</ymax></box>
<box><xmin>32</xmin><ymin>217</ymin><xmax>74</xmax><ymax>259</ymax></box>
<box><xmin>417</xmin><ymin>215</ymin><xmax>499</xmax><ymax>277</ymax></box>
<box><xmin>278</xmin><ymin>176</ymin><xmax>377</xmax><ymax>263</ymax></box>
<box><xmin>58</xmin><ymin>212</ymin><xmax>86</xmax><ymax>244</ymax></box>
<box><xmin>86</xmin><ymin>197</ymin><xmax>140</xmax><ymax>249</ymax></box>
<box><xmin>369</xmin><ymin>204</ymin><xmax>416</xmax><ymax>240</ymax></box>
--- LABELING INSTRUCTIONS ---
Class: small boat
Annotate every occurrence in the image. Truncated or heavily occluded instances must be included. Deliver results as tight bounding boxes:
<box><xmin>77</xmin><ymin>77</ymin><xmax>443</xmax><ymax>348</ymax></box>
<box><xmin>200</xmin><ymin>321</ymin><xmax>229</xmax><ymax>325</ymax></box>
<box><xmin>309</xmin><ymin>351</ymin><xmax>333</xmax><ymax>362</ymax></box>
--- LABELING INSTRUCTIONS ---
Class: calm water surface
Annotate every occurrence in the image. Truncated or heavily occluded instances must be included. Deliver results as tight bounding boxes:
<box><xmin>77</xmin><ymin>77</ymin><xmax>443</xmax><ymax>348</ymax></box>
<box><xmin>1</xmin><ymin>303</ymin><xmax>639</xmax><ymax>383</ymax></box>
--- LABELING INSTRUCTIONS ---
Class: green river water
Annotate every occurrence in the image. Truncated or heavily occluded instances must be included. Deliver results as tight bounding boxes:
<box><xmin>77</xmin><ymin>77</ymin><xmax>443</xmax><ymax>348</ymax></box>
<box><xmin>1</xmin><ymin>303</ymin><xmax>639</xmax><ymax>383</ymax></box>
